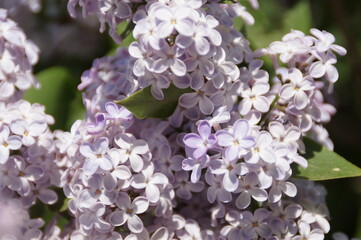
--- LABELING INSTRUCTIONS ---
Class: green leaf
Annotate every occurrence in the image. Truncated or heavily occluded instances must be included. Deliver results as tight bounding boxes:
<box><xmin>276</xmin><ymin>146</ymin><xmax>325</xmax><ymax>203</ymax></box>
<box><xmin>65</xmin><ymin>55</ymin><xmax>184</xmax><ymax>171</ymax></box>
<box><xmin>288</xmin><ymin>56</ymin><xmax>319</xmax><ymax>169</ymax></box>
<box><xmin>116</xmin><ymin>85</ymin><xmax>193</xmax><ymax>119</ymax></box>
<box><xmin>292</xmin><ymin>138</ymin><xmax>361</xmax><ymax>181</ymax></box>
<box><xmin>282</xmin><ymin>0</ymin><xmax>312</xmax><ymax>33</ymax></box>
<box><xmin>65</xmin><ymin>91</ymin><xmax>86</xmax><ymax>130</ymax></box>
<box><xmin>59</xmin><ymin>198</ymin><xmax>70</xmax><ymax>212</ymax></box>
<box><xmin>24</xmin><ymin>66</ymin><xmax>76</xmax><ymax>130</ymax></box>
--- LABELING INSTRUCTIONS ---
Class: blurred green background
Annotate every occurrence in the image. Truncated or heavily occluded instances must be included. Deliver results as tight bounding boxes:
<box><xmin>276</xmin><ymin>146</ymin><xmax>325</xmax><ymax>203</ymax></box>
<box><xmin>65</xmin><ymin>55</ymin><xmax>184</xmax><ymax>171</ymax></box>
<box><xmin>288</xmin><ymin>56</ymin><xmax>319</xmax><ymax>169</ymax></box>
<box><xmin>15</xmin><ymin>0</ymin><xmax>361</xmax><ymax>237</ymax></box>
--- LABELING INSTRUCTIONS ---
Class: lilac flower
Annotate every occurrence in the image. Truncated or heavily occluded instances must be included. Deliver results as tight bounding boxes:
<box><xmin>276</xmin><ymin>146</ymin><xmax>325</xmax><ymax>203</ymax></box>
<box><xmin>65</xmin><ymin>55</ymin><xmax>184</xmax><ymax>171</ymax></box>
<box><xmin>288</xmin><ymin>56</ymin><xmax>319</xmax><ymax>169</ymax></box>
<box><xmin>133</xmin><ymin>15</ymin><xmax>165</xmax><ymax>51</ymax></box>
<box><xmin>269</xmin><ymin>38</ymin><xmax>309</xmax><ymax>63</ymax></box>
<box><xmin>270</xmin><ymin>201</ymin><xmax>303</xmax><ymax>233</ymax></box>
<box><xmin>184</xmin><ymin>49</ymin><xmax>215</xmax><ymax>79</ymax></box>
<box><xmin>138</xmin><ymin>71</ymin><xmax>170</xmax><ymax>100</ymax></box>
<box><xmin>82</xmin><ymin>174</ymin><xmax>116</xmax><ymax>205</ymax></box>
<box><xmin>173</xmin><ymin>171</ymin><xmax>204</xmax><ymax>200</ymax></box>
<box><xmin>10</xmin><ymin>120</ymin><xmax>47</xmax><ymax>146</ymax></box>
<box><xmin>11</xmin><ymin>156</ymin><xmax>44</xmax><ymax>196</ymax></box>
<box><xmin>205</xmin><ymin>172</ymin><xmax>232</xmax><ymax>203</ymax></box>
<box><xmin>22</xmin><ymin>183</ymin><xmax>58</xmax><ymax>206</ymax></box>
<box><xmin>103</xmin><ymin>150</ymin><xmax>132</xmax><ymax>191</ymax></box>
<box><xmin>183</xmin><ymin>120</ymin><xmax>217</xmax><ymax>159</ymax></box>
<box><xmin>245</xmin><ymin>131</ymin><xmax>276</xmax><ymax>164</ymax></box>
<box><xmin>268</xmin><ymin>180</ymin><xmax>297</xmax><ymax>203</ymax></box>
<box><xmin>86</xmin><ymin>113</ymin><xmax>106</xmax><ymax>134</ymax></box>
<box><xmin>309</xmin><ymin>51</ymin><xmax>339</xmax><ymax>84</ymax></box>
<box><xmin>238</xmin><ymin>82</ymin><xmax>271</xmax><ymax>115</ymax></box>
<box><xmin>155</xmin><ymin>184</ymin><xmax>175</xmax><ymax>218</ymax></box>
<box><xmin>131</xmin><ymin>163</ymin><xmax>169</xmax><ymax>203</ymax></box>
<box><xmin>182</xmin><ymin>150</ymin><xmax>209</xmax><ymax>183</ymax></box>
<box><xmin>153</xmin><ymin>144</ymin><xmax>180</xmax><ymax>183</ymax></box>
<box><xmin>114</xmin><ymin>133</ymin><xmax>149</xmax><ymax>172</ymax></box>
<box><xmin>109</xmin><ymin>192</ymin><xmax>149</xmax><ymax>233</ymax></box>
<box><xmin>0</xmin><ymin>156</ymin><xmax>22</xmax><ymax>191</ymax></box>
<box><xmin>79</xmin><ymin>203</ymin><xmax>111</xmax><ymax>235</ymax></box>
<box><xmin>105</xmin><ymin>102</ymin><xmax>132</xmax><ymax>122</ymax></box>
<box><xmin>179</xmin><ymin>82</ymin><xmax>216</xmax><ymax>115</ymax></box>
<box><xmin>240</xmin><ymin>208</ymin><xmax>272</xmax><ymax>239</ymax></box>
<box><xmin>154</xmin><ymin>5</ymin><xmax>195</xmax><ymax>38</ymax></box>
<box><xmin>129</xmin><ymin>41</ymin><xmax>153</xmax><ymax>77</ymax></box>
<box><xmin>310</xmin><ymin>28</ymin><xmax>347</xmax><ymax>55</ymax></box>
<box><xmin>216</xmin><ymin>119</ymin><xmax>255</xmax><ymax>161</ymax></box>
<box><xmin>292</xmin><ymin>220</ymin><xmax>324</xmax><ymax>240</ymax></box>
<box><xmin>239</xmin><ymin>59</ymin><xmax>269</xmax><ymax>84</ymax></box>
<box><xmin>269</xmin><ymin>121</ymin><xmax>301</xmax><ymax>150</ymax></box>
<box><xmin>0</xmin><ymin>126</ymin><xmax>22</xmax><ymax>164</ymax></box>
<box><xmin>79</xmin><ymin>137</ymin><xmax>113</xmax><ymax>175</ymax></box>
<box><xmin>209</xmin><ymin>156</ymin><xmax>243</xmax><ymax>192</ymax></box>
<box><xmin>301</xmin><ymin>202</ymin><xmax>330</xmax><ymax>234</ymax></box>
<box><xmin>235</xmin><ymin>172</ymin><xmax>268</xmax><ymax>209</ymax></box>
<box><xmin>279</xmin><ymin>68</ymin><xmax>315</xmax><ymax>110</ymax></box>
<box><xmin>57</xmin><ymin>119</ymin><xmax>83</xmax><ymax>155</ymax></box>
<box><xmin>153</xmin><ymin>44</ymin><xmax>187</xmax><ymax>77</ymax></box>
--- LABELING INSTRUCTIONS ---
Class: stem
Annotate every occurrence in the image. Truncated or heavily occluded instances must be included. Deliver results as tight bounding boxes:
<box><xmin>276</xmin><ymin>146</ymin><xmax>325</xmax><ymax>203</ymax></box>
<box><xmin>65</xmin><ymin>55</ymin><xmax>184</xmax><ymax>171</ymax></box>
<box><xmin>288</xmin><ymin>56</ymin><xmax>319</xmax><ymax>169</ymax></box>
<box><xmin>120</xmin><ymin>21</ymin><xmax>135</xmax><ymax>40</ymax></box>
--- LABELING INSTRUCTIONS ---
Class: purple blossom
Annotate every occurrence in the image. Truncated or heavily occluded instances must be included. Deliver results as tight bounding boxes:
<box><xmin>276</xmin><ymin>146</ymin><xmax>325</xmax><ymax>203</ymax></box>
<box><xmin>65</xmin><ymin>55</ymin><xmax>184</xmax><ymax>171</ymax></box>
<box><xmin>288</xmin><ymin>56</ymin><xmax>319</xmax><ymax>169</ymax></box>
<box><xmin>131</xmin><ymin>163</ymin><xmax>169</xmax><ymax>203</ymax></box>
<box><xmin>0</xmin><ymin>126</ymin><xmax>22</xmax><ymax>164</ymax></box>
<box><xmin>108</xmin><ymin>192</ymin><xmax>149</xmax><ymax>233</ymax></box>
<box><xmin>79</xmin><ymin>203</ymin><xmax>111</xmax><ymax>235</ymax></box>
<box><xmin>216</xmin><ymin>119</ymin><xmax>255</xmax><ymax>161</ymax></box>
<box><xmin>114</xmin><ymin>133</ymin><xmax>149</xmax><ymax>173</ymax></box>
<box><xmin>154</xmin><ymin>5</ymin><xmax>195</xmax><ymax>38</ymax></box>
<box><xmin>79</xmin><ymin>137</ymin><xmax>113</xmax><ymax>176</ymax></box>
<box><xmin>183</xmin><ymin>120</ymin><xmax>217</xmax><ymax>159</ymax></box>
<box><xmin>279</xmin><ymin>68</ymin><xmax>315</xmax><ymax>110</ymax></box>
<box><xmin>182</xmin><ymin>150</ymin><xmax>209</xmax><ymax>183</ymax></box>
<box><xmin>235</xmin><ymin>172</ymin><xmax>268</xmax><ymax>209</ymax></box>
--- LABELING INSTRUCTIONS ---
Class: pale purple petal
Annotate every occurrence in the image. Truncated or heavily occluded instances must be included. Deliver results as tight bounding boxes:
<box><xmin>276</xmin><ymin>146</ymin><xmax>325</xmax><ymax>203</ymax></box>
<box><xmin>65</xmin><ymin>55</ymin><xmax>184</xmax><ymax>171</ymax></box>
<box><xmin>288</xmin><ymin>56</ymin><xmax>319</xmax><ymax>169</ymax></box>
<box><xmin>38</xmin><ymin>189</ymin><xmax>58</xmax><ymax>204</ymax></box>
<box><xmin>216</xmin><ymin>131</ymin><xmax>233</xmax><ymax>147</ymax></box>
<box><xmin>199</xmin><ymin>95</ymin><xmax>214</xmax><ymax>115</ymax></box>
<box><xmin>129</xmin><ymin>154</ymin><xmax>144</xmax><ymax>172</ymax></box>
<box><xmin>223</xmin><ymin>172</ymin><xmax>238</xmax><ymax>192</ymax></box>
<box><xmin>83</xmin><ymin>159</ymin><xmax>99</xmax><ymax>175</ymax></box>
<box><xmin>279</xmin><ymin>84</ymin><xmax>296</xmax><ymax>100</ymax></box>
<box><xmin>170</xmin><ymin>59</ymin><xmax>187</xmax><ymax>77</ymax></box>
<box><xmin>109</xmin><ymin>211</ymin><xmax>127</xmax><ymax>226</ymax></box>
<box><xmin>146</xmin><ymin>184</ymin><xmax>160</xmax><ymax>203</ymax></box>
<box><xmin>294</xmin><ymin>91</ymin><xmax>309</xmax><ymax>110</ymax></box>
<box><xmin>179</xmin><ymin>92</ymin><xmax>198</xmax><ymax>108</ymax></box>
<box><xmin>239</xmin><ymin>136</ymin><xmax>255</xmax><ymax>149</ymax></box>
<box><xmin>132</xmin><ymin>140</ymin><xmax>148</xmax><ymax>155</ymax></box>
<box><xmin>253</xmin><ymin>96</ymin><xmax>270</xmax><ymax>112</ymax></box>
<box><xmin>236</xmin><ymin>191</ymin><xmax>251</xmax><ymax>209</ymax></box>
<box><xmin>233</xmin><ymin>120</ymin><xmax>249</xmax><ymax>139</ymax></box>
<box><xmin>225</xmin><ymin>145</ymin><xmax>239</xmax><ymax>161</ymax></box>
<box><xmin>7</xmin><ymin>135</ymin><xmax>22</xmax><ymax>150</ymax></box>
<box><xmin>132</xmin><ymin>196</ymin><xmax>149</xmax><ymax>214</ymax></box>
<box><xmin>113</xmin><ymin>165</ymin><xmax>132</xmax><ymax>180</ymax></box>
<box><xmin>183</xmin><ymin>133</ymin><xmax>204</xmax><ymax>148</ymax></box>
<box><xmin>127</xmin><ymin>214</ymin><xmax>144</xmax><ymax>233</ymax></box>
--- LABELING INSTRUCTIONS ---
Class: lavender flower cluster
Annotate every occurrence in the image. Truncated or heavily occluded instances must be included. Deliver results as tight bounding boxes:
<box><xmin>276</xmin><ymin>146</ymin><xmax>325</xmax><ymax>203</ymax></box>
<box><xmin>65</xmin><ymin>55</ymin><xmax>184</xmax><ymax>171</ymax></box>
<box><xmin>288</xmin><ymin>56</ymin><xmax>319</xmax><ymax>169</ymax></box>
<box><xmin>0</xmin><ymin>8</ymin><xmax>63</xmax><ymax>239</ymax></box>
<box><xmin>0</xmin><ymin>9</ymin><xmax>39</xmax><ymax>103</ymax></box>
<box><xmin>0</xmin><ymin>0</ymin><xmax>353</xmax><ymax>239</ymax></box>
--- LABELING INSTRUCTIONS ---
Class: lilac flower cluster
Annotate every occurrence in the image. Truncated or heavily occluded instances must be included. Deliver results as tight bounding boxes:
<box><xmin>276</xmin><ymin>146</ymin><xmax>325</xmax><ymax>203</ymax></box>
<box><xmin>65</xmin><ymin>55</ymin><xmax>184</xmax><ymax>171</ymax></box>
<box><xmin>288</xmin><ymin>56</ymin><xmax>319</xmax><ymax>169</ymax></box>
<box><xmin>0</xmin><ymin>0</ymin><xmax>41</xmax><ymax>14</ymax></box>
<box><xmin>67</xmin><ymin>0</ymin><xmax>141</xmax><ymax>43</ymax></box>
<box><xmin>78</xmin><ymin>47</ymin><xmax>136</xmax><ymax>121</ymax></box>
<box><xmin>0</xmin><ymin>9</ymin><xmax>65</xmax><ymax>239</ymax></box>
<box><xmin>53</xmin><ymin>0</ymin><xmax>352</xmax><ymax>238</ymax></box>
<box><xmin>262</xmin><ymin>28</ymin><xmax>346</xmax><ymax>150</ymax></box>
<box><xmin>0</xmin><ymin>9</ymin><xmax>39</xmax><ymax>103</ymax></box>
<box><xmin>0</xmin><ymin>0</ymin><xmax>351</xmax><ymax>238</ymax></box>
